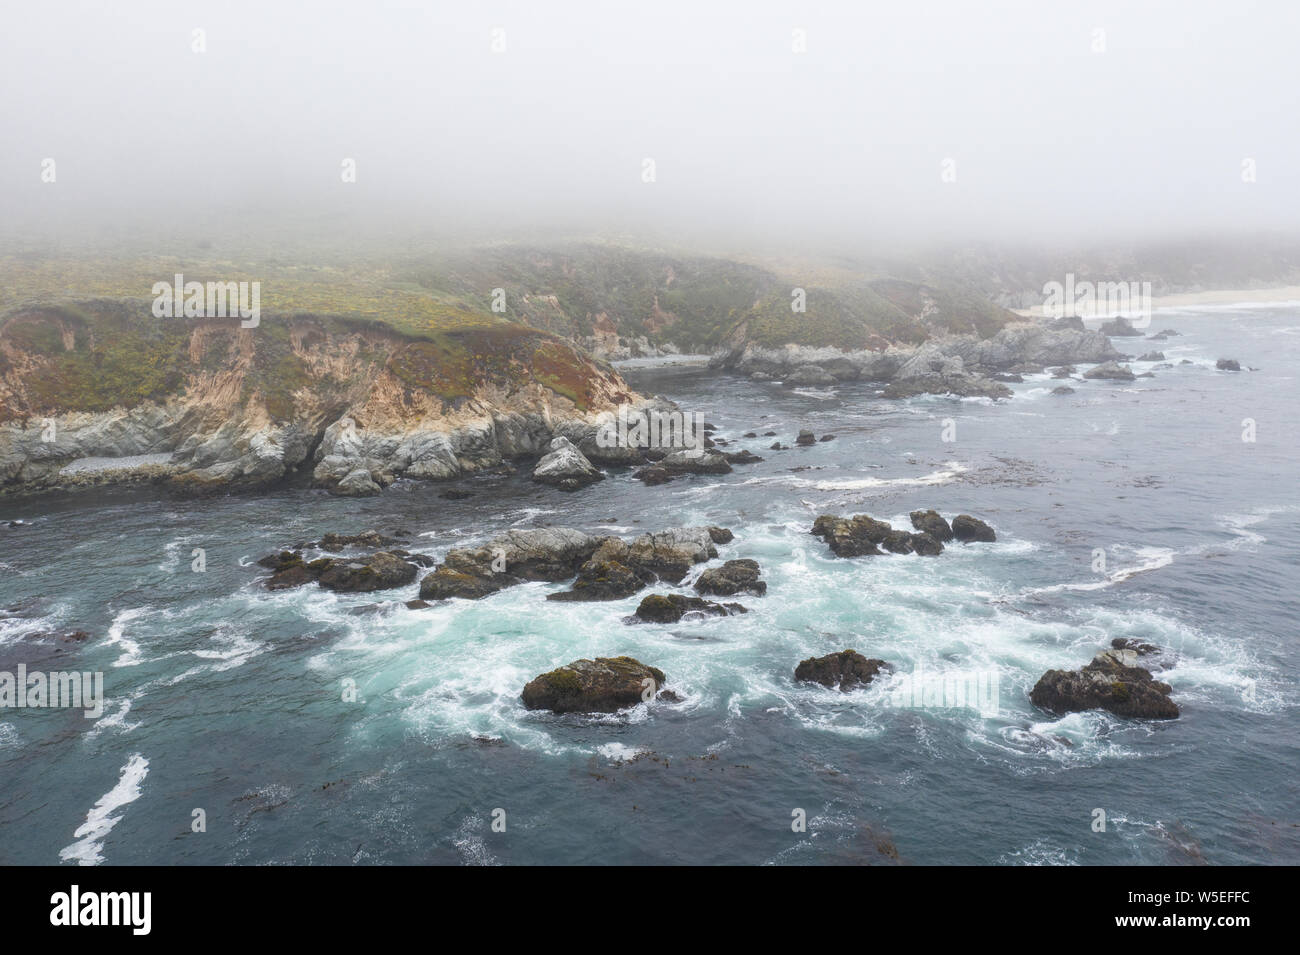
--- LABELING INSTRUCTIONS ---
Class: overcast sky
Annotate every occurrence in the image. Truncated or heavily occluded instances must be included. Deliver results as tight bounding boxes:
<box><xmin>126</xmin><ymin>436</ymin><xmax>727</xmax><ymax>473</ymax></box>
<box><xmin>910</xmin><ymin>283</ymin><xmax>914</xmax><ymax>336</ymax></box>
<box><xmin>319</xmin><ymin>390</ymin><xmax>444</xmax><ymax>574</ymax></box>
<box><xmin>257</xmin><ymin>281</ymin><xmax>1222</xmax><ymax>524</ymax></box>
<box><xmin>2</xmin><ymin>0</ymin><xmax>1296</xmax><ymax>250</ymax></box>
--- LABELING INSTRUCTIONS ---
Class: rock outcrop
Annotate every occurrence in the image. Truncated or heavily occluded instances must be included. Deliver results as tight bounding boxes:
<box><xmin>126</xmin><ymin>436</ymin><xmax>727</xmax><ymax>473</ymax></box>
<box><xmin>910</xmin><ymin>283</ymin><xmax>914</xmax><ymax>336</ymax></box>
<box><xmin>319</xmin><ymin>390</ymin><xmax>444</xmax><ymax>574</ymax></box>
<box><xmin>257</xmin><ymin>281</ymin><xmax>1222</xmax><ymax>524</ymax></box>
<box><xmin>531</xmin><ymin>436</ymin><xmax>603</xmax><ymax>490</ymax></box>
<box><xmin>520</xmin><ymin>656</ymin><xmax>666</xmax><ymax>713</ymax></box>
<box><xmin>1029</xmin><ymin>648</ymin><xmax>1179</xmax><ymax>719</ymax></box>
<box><xmin>951</xmin><ymin>514</ymin><xmax>997</xmax><ymax>542</ymax></box>
<box><xmin>632</xmin><ymin>593</ymin><xmax>746</xmax><ymax>623</ymax></box>
<box><xmin>693</xmin><ymin>558</ymin><xmax>766</xmax><ymax>596</ymax></box>
<box><xmin>795</xmin><ymin>650</ymin><xmax>890</xmax><ymax>690</ymax></box>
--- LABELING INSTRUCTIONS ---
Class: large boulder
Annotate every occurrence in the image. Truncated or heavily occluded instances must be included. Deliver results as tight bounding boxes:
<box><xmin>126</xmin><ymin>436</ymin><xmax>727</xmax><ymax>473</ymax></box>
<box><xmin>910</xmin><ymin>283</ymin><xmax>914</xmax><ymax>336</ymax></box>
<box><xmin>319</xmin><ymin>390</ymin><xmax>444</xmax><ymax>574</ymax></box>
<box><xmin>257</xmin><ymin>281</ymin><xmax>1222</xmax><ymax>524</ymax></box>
<box><xmin>795</xmin><ymin>650</ymin><xmax>890</xmax><ymax>691</ymax></box>
<box><xmin>332</xmin><ymin>468</ymin><xmax>382</xmax><ymax>497</ymax></box>
<box><xmin>1029</xmin><ymin>649</ymin><xmax>1179</xmax><ymax>719</ymax></box>
<box><xmin>521</xmin><ymin>656</ymin><xmax>666</xmax><ymax>714</ymax></box>
<box><xmin>694</xmin><ymin>558</ymin><xmax>766</xmax><ymax>596</ymax></box>
<box><xmin>951</xmin><ymin>514</ymin><xmax>996</xmax><ymax>542</ymax></box>
<box><xmin>531</xmin><ymin>436</ymin><xmax>604</xmax><ymax>491</ymax></box>
<box><xmin>418</xmin><ymin>565</ymin><xmax>506</xmax><ymax>600</ymax></box>
<box><xmin>909</xmin><ymin>509</ymin><xmax>953</xmax><ymax>542</ymax></box>
<box><xmin>632</xmin><ymin>593</ymin><xmax>746</xmax><ymax>623</ymax></box>
<box><xmin>1216</xmin><ymin>358</ymin><xmax>1242</xmax><ymax>371</ymax></box>
<box><xmin>658</xmin><ymin>448</ymin><xmax>732</xmax><ymax>475</ymax></box>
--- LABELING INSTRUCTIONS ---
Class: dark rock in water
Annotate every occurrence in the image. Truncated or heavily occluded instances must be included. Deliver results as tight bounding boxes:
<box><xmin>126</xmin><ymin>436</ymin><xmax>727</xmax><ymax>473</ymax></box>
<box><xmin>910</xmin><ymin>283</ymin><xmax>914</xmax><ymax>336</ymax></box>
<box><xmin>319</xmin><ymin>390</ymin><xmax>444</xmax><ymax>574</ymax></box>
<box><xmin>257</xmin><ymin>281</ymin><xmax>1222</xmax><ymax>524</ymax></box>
<box><xmin>818</xmin><ymin>433</ymin><xmax>836</xmax><ymax>442</ymax></box>
<box><xmin>1051</xmin><ymin>385</ymin><xmax>1076</xmax><ymax>395</ymax></box>
<box><xmin>266</xmin><ymin>563</ymin><xmax>316</xmax><ymax>591</ymax></box>
<box><xmin>694</xmin><ymin>558</ymin><xmax>766</xmax><ymax>596</ymax></box>
<box><xmin>633</xmin><ymin>593</ymin><xmax>745</xmax><ymax>623</ymax></box>
<box><xmin>909</xmin><ymin>509</ymin><xmax>954</xmax><ymax>542</ymax></box>
<box><xmin>795</xmin><ymin>430</ymin><xmax>818</xmax><ymax>446</ymax></box>
<box><xmin>547</xmin><ymin>556</ymin><xmax>650</xmax><ymax>602</ymax></box>
<box><xmin>532</xmin><ymin>436</ymin><xmax>604</xmax><ymax>491</ymax></box>
<box><xmin>405</xmin><ymin>599</ymin><xmax>433</xmax><ymax>610</ymax></box>
<box><xmin>951</xmin><ymin>514</ymin><xmax>997</xmax><ymax>542</ymax></box>
<box><xmin>521</xmin><ymin>656</ymin><xmax>665</xmax><ymax>714</ymax></box>
<box><xmin>548</xmin><ymin>527</ymin><xmax>722</xmax><ymax>600</ymax></box>
<box><xmin>784</xmin><ymin>365</ymin><xmax>837</xmax><ymax>387</ymax></box>
<box><xmin>1216</xmin><ymin>358</ymin><xmax>1242</xmax><ymax>371</ymax></box>
<box><xmin>1148</xmin><ymin>328</ymin><xmax>1180</xmax><ymax>339</ymax></box>
<box><xmin>1083</xmin><ymin>361</ymin><xmax>1136</xmax><ymax>381</ymax></box>
<box><xmin>769</xmin><ymin>442</ymin><xmax>787</xmax><ymax>450</ymax></box>
<box><xmin>1099</xmin><ymin>317</ymin><xmax>1143</xmax><ymax>336</ymax></box>
<box><xmin>418</xmin><ymin>566</ymin><xmax>505</xmax><ymax>600</ymax></box>
<box><xmin>317</xmin><ymin>551</ymin><xmax>418</xmax><ymax>593</ymax></box>
<box><xmin>723</xmin><ymin>449</ymin><xmax>764</xmax><ymax>465</ymax></box>
<box><xmin>909</xmin><ymin>532</ymin><xmax>944</xmax><ymax>556</ymax></box>
<box><xmin>658</xmin><ymin>448</ymin><xmax>732</xmax><ymax>475</ymax></box>
<box><xmin>811</xmin><ymin>514</ymin><xmax>892</xmax><ymax>557</ymax></box>
<box><xmin>389</xmin><ymin>549</ymin><xmax>435</xmax><ymax>568</ymax></box>
<box><xmin>993</xmin><ymin>373</ymin><xmax>1024</xmax><ymax>383</ymax></box>
<box><xmin>656</xmin><ymin>689</ymin><xmax>683</xmax><ymax>703</ymax></box>
<box><xmin>1137</xmin><ymin>351</ymin><xmax>1165</xmax><ymax>361</ymax></box>
<box><xmin>795</xmin><ymin>650</ymin><xmax>890</xmax><ymax>691</ymax></box>
<box><xmin>1050</xmin><ymin>365</ymin><xmax>1076</xmax><ymax>378</ymax></box>
<box><xmin>881</xmin><ymin>529</ymin><xmax>917</xmax><ymax>554</ymax></box>
<box><xmin>707</xmin><ymin>526</ymin><xmax>734</xmax><ymax>544</ymax></box>
<box><xmin>634</xmin><ymin>465</ymin><xmax>673</xmax><ymax>485</ymax></box>
<box><xmin>763</xmin><ymin>431</ymin><xmax>777</xmax><ymax>436</ymax></box>
<box><xmin>20</xmin><ymin>628</ymin><xmax>91</xmax><ymax>643</ymax></box>
<box><xmin>439</xmin><ymin>488</ymin><xmax>474</xmax><ymax>500</ymax></box>
<box><xmin>419</xmin><ymin>527</ymin><xmax>603</xmax><ymax>600</ymax></box>
<box><xmin>1030</xmin><ymin>649</ymin><xmax>1179</xmax><ymax>719</ymax></box>
<box><xmin>1179</xmin><ymin>359</ymin><xmax>1193</xmax><ymax>364</ymax></box>
<box><xmin>742</xmin><ymin>431</ymin><xmax>757</xmax><ymax>438</ymax></box>
<box><xmin>1136</xmin><ymin>371</ymin><xmax>1155</xmax><ymax>378</ymax></box>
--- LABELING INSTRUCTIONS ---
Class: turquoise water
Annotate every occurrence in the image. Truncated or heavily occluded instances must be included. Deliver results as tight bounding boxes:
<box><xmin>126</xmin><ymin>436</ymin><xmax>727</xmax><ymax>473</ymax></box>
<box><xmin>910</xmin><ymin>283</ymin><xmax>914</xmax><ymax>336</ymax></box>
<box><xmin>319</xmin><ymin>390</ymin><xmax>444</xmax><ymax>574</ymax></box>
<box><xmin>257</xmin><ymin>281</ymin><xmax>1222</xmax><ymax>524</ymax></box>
<box><xmin>2</xmin><ymin>306</ymin><xmax>1297</xmax><ymax>865</ymax></box>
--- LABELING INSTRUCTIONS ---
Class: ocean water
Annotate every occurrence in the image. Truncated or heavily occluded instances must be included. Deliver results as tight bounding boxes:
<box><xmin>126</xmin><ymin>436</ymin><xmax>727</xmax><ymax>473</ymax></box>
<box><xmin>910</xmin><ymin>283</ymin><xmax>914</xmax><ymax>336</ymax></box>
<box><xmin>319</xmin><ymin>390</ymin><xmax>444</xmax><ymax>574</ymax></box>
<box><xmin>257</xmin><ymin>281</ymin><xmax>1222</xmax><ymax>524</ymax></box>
<box><xmin>1</xmin><ymin>305</ymin><xmax>1298</xmax><ymax>865</ymax></box>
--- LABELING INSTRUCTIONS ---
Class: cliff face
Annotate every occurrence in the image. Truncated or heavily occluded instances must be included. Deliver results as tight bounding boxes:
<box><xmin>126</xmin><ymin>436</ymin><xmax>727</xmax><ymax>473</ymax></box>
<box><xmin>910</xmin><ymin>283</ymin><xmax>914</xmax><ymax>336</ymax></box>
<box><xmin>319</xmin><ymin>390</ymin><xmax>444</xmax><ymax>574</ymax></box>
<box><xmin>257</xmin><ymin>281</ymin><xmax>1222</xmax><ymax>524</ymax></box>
<box><xmin>0</xmin><ymin>301</ymin><xmax>638</xmax><ymax>495</ymax></box>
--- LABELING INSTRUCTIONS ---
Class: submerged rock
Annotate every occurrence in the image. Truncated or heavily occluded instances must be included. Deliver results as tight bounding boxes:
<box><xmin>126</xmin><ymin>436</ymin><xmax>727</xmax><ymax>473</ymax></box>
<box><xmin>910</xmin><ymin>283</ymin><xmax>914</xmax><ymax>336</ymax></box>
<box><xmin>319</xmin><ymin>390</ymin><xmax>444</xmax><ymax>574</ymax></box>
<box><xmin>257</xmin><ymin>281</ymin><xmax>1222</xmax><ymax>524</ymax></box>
<box><xmin>1029</xmin><ymin>649</ymin><xmax>1179</xmax><ymax>719</ymax></box>
<box><xmin>1051</xmin><ymin>385</ymin><xmax>1075</xmax><ymax>395</ymax></box>
<box><xmin>521</xmin><ymin>656</ymin><xmax>666</xmax><ymax>714</ymax></box>
<box><xmin>694</xmin><ymin>558</ymin><xmax>766</xmax><ymax>596</ymax></box>
<box><xmin>951</xmin><ymin>514</ymin><xmax>997</xmax><ymax>543</ymax></box>
<box><xmin>795</xmin><ymin>650</ymin><xmax>890</xmax><ymax>690</ymax></box>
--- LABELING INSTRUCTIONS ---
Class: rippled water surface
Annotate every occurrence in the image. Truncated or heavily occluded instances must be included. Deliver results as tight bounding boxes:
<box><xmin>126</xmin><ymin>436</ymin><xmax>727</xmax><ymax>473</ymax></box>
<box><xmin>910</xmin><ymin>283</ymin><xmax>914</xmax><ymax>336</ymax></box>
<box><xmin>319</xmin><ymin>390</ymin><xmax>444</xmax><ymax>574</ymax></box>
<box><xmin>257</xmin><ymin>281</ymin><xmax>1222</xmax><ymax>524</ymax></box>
<box><xmin>2</xmin><ymin>306</ymin><xmax>1298</xmax><ymax>865</ymax></box>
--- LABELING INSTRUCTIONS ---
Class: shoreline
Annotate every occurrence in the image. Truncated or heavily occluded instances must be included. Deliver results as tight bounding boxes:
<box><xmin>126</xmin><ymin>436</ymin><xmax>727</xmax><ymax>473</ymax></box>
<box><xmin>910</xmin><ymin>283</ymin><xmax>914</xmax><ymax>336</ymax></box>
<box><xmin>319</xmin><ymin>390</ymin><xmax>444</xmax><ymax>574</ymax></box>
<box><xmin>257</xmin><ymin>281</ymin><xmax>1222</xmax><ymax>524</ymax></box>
<box><xmin>1011</xmin><ymin>285</ymin><xmax>1300</xmax><ymax>318</ymax></box>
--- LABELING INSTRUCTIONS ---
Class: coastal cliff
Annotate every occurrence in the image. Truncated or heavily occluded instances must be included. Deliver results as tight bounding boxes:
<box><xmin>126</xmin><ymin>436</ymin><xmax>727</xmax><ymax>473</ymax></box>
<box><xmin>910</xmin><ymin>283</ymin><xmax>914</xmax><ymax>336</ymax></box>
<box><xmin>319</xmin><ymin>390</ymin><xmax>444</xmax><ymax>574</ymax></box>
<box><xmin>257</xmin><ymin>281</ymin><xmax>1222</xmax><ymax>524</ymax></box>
<box><xmin>0</xmin><ymin>300</ymin><xmax>639</xmax><ymax>495</ymax></box>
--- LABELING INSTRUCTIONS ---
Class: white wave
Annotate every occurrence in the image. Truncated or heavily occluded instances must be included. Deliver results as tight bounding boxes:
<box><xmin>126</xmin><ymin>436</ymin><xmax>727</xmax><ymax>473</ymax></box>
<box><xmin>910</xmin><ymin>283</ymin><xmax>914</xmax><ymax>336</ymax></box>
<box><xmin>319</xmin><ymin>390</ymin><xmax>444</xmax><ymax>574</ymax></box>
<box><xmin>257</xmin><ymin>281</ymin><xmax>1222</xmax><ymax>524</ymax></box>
<box><xmin>1016</xmin><ymin>546</ymin><xmax>1175</xmax><ymax>597</ymax></box>
<box><xmin>58</xmin><ymin>754</ymin><xmax>149</xmax><ymax>866</ymax></box>
<box><xmin>104</xmin><ymin>606</ymin><xmax>150</xmax><ymax>667</ymax></box>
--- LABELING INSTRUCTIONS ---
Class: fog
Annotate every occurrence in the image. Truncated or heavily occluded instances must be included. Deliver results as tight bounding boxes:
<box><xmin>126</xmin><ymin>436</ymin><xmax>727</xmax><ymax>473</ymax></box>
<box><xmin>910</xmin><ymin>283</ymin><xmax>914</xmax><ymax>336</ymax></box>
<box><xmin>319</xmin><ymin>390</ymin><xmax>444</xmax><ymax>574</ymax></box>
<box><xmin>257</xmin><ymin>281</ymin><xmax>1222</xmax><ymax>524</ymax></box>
<box><xmin>3</xmin><ymin>0</ymin><xmax>1297</xmax><ymax>253</ymax></box>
